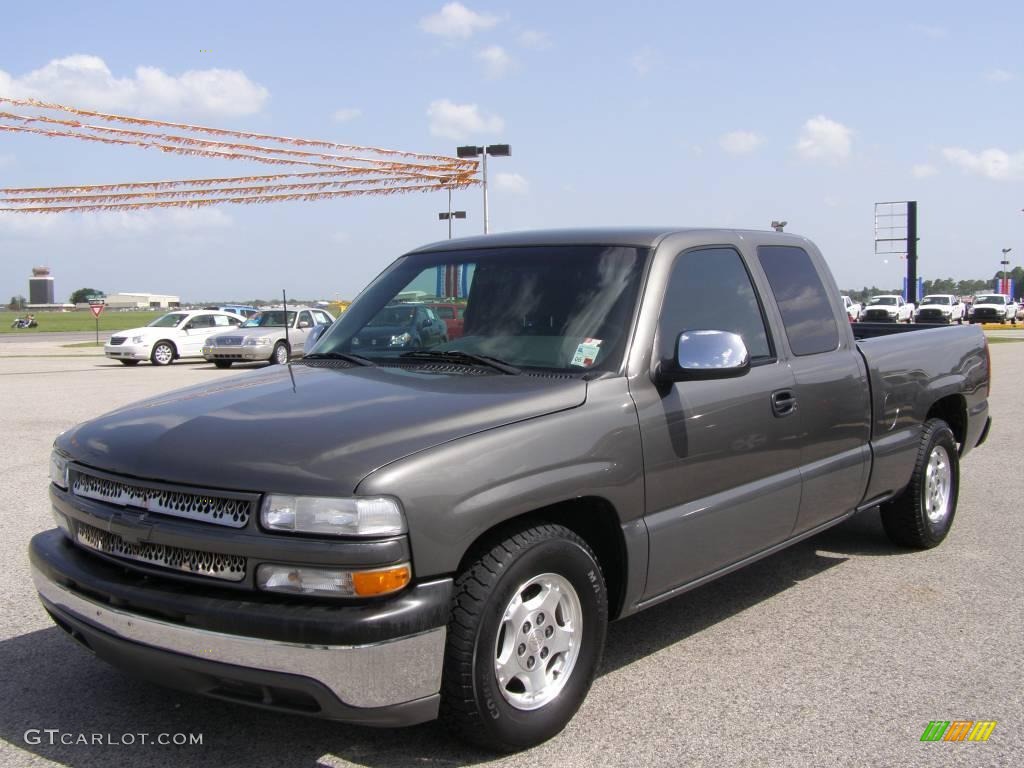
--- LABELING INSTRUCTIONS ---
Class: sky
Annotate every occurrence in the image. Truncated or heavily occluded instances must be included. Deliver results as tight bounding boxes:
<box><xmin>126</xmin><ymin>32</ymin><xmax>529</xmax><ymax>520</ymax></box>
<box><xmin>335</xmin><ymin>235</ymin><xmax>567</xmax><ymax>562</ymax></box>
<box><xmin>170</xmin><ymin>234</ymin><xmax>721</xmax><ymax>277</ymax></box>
<box><xmin>1</xmin><ymin>0</ymin><xmax>1022</xmax><ymax>302</ymax></box>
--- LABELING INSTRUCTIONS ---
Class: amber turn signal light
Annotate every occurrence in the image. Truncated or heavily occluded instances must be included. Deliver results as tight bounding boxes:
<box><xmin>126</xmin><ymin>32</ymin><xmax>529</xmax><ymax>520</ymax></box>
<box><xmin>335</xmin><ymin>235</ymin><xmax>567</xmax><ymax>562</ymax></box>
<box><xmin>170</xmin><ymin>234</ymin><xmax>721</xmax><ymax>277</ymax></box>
<box><xmin>353</xmin><ymin>564</ymin><xmax>412</xmax><ymax>597</ymax></box>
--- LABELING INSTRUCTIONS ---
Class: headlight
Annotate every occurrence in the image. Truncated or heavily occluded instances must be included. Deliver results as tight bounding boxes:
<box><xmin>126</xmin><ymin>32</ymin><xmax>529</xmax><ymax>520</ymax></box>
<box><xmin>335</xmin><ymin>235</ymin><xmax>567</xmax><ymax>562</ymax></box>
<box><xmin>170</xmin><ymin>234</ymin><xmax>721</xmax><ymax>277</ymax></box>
<box><xmin>261</xmin><ymin>494</ymin><xmax>406</xmax><ymax>536</ymax></box>
<box><xmin>256</xmin><ymin>562</ymin><xmax>411</xmax><ymax>598</ymax></box>
<box><xmin>244</xmin><ymin>336</ymin><xmax>274</xmax><ymax>346</ymax></box>
<box><xmin>49</xmin><ymin>451</ymin><xmax>68</xmax><ymax>490</ymax></box>
<box><xmin>205</xmin><ymin>336</ymin><xmax>218</xmax><ymax>347</ymax></box>
<box><xmin>390</xmin><ymin>332</ymin><xmax>413</xmax><ymax>347</ymax></box>
<box><xmin>130</xmin><ymin>335</ymin><xmax>145</xmax><ymax>344</ymax></box>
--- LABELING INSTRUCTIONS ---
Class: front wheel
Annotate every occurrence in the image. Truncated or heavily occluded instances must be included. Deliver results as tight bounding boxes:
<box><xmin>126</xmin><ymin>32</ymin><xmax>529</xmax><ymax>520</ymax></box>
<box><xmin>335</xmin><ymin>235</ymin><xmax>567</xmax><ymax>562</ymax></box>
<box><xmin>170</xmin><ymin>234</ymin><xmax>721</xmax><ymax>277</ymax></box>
<box><xmin>880</xmin><ymin>418</ymin><xmax>959</xmax><ymax>548</ymax></box>
<box><xmin>440</xmin><ymin>524</ymin><xmax>608</xmax><ymax>752</ymax></box>
<box><xmin>150</xmin><ymin>341</ymin><xmax>175</xmax><ymax>366</ymax></box>
<box><xmin>270</xmin><ymin>342</ymin><xmax>289</xmax><ymax>365</ymax></box>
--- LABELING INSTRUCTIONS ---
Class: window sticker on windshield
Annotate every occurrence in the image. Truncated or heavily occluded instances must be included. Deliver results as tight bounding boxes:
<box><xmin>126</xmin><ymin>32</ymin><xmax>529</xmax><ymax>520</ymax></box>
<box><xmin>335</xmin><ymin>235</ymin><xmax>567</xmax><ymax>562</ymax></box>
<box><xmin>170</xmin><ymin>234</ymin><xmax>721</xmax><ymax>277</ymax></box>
<box><xmin>570</xmin><ymin>338</ymin><xmax>603</xmax><ymax>367</ymax></box>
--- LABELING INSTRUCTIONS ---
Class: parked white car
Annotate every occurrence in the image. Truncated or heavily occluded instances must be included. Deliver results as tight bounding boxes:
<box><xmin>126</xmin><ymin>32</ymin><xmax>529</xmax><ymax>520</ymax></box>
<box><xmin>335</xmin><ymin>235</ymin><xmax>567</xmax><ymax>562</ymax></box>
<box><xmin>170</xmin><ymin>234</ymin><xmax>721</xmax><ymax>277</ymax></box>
<box><xmin>841</xmin><ymin>295</ymin><xmax>862</xmax><ymax>321</ymax></box>
<box><xmin>968</xmin><ymin>293</ymin><xmax>1018</xmax><ymax>325</ymax></box>
<box><xmin>915</xmin><ymin>294</ymin><xmax>965</xmax><ymax>324</ymax></box>
<box><xmin>105</xmin><ymin>310</ymin><xmax>245</xmax><ymax>366</ymax></box>
<box><xmin>202</xmin><ymin>306</ymin><xmax>335</xmax><ymax>368</ymax></box>
<box><xmin>861</xmin><ymin>295</ymin><xmax>914</xmax><ymax>323</ymax></box>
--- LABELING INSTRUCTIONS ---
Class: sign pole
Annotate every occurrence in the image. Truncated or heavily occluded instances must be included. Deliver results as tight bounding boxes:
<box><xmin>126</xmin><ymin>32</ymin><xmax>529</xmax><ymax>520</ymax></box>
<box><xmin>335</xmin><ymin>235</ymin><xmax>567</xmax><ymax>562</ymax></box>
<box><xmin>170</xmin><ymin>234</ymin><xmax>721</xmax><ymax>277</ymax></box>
<box><xmin>89</xmin><ymin>300</ymin><xmax>106</xmax><ymax>346</ymax></box>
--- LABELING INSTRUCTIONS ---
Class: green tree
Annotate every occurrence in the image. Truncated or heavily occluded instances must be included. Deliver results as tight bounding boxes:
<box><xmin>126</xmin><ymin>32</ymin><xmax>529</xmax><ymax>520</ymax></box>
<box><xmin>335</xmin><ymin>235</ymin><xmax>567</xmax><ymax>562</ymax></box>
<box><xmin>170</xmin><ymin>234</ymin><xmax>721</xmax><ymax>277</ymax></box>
<box><xmin>69</xmin><ymin>288</ymin><xmax>105</xmax><ymax>304</ymax></box>
<box><xmin>8</xmin><ymin>295</ymin><xmax>27</xmax><ymax>310</ymax></box>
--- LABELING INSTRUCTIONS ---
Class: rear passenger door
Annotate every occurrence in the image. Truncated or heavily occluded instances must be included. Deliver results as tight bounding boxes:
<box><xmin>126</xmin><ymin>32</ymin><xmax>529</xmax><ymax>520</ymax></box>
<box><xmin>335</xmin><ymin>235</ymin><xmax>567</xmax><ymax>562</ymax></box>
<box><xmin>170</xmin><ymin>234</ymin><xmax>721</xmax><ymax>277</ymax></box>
<box><xmin>756</xmin><ymin>245</ymin><xmax>871</xmax><ymax>534</ymax></box>
<box><xmin>636</xmin><ymin>246</ymin><xmax>803</xmax><ymax>599</ymax></box>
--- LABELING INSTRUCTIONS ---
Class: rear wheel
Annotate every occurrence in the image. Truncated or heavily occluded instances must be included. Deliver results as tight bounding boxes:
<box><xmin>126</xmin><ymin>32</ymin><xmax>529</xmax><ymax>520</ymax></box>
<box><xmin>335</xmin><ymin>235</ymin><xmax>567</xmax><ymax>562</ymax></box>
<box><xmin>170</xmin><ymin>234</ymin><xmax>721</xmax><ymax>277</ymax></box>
<box><xmin>440</xmin><ymin>524</ymin><xmax>607</xmax><ymax>752</ymax></box>
<box><xmin>150</xmin><ymin>341</ymin><xmax>175</xmax><ymax>366</ymax></box>
<box><xmin>271</xmin><ymin>342</ymin><xmax>289</xmax><ymax>365</ymax></box>
<box><xmin>213</xmin><ymin>360</ymin><xmax>233</xmax><ymax>369</ymax></box>
<box><xmin>881</xmin><ymin>418</ymin><xmax>959</xmax><ymax>548</ymax></box>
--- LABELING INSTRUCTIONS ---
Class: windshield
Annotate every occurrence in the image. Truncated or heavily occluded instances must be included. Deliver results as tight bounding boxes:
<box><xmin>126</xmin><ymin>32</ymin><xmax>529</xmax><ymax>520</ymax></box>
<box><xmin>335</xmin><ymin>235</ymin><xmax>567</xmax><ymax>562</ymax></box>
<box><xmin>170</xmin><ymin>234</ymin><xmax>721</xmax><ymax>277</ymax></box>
<box><xmin>311</xmin><ymin>245</ymin><xmax>649</xmax><ymax>372</ymax></box>
<box><xmin>920</xmin><ymin>296</ymin><xmax>951</xmax><ymax>305</ymax></box>
<box><xmin>147</xmin><ymin>313</ymin><xmax>188</xmax><ymax>328</ymax></box>
<box><xmin>868</xmin><ymin>297</ymin><xmax>897</xmax><ymax>306</ymax></box>
<box><xmin>975</xmin><ymin>295</ymin><xmax>1005</xmax><ymax>305</ymax></box>
<box><xmin>242</xmin><ymin>311</ymin><xmax>296</xmax><ymax>327</ymax></box>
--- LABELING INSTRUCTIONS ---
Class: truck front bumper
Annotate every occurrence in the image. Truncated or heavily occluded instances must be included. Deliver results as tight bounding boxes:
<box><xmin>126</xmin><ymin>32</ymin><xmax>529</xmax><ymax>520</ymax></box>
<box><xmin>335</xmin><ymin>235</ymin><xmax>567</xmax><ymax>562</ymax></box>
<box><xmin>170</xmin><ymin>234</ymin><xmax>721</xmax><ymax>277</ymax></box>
<box><xmin>30</xmin><ymin>530</ymin><xmax>452</xmax><ymax>726</ymax></box>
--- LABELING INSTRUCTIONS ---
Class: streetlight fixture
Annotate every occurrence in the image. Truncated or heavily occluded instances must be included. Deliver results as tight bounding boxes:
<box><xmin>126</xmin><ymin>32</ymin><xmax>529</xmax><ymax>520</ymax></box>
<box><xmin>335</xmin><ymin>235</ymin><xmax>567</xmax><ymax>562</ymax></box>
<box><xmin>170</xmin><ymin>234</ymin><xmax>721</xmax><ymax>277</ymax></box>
<box><xmin>456</xmin><ymin>143</ymin><xmax>511</xmax><ymax>234</ymax></box>
<box><xmin>1000</xmin><ymin>247</ymin><xmax>1012</xmax><ymax>291</ymax></box>
<box><xmin>438</xmin><ymin>187</ymin><xmax>466</xmax><ymax>239</ymax></box>
<box><xmin>771</xmin><ymin>220</ymin><xmax>787</xmax><ymax>232</ymax></box>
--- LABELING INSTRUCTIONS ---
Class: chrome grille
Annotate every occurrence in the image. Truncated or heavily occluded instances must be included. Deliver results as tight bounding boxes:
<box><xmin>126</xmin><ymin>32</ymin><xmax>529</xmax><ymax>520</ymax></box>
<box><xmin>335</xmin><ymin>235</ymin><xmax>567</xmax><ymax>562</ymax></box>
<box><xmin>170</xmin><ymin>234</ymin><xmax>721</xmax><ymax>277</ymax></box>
<box><xmin>213</xmin><ymin>336</ymin><xmax>243</xmax><ymax>346</ymax></box>
<box><xmin>70</xmin><ymin>468</ymin><xmax>253</xmax><ymax>528</ymax></box>
<box><xmin>76</xmin><ymin>521</ymin><xmax>246</xmax><ymax>581</ymax></box>
<box><xmin>108</xmin><ymin>337</ymin><xmax>126</xmax><ymax>346</ymax></box>
<box><xmin>863</xmin><ymin>309</ymin><xmax>893</xmax><ymax>321</ymax></box>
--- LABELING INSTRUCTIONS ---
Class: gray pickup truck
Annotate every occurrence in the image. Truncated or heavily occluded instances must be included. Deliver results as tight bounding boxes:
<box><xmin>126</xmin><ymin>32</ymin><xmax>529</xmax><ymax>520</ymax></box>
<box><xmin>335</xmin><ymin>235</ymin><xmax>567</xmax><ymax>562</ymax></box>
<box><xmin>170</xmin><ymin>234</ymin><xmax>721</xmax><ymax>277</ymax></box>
<box><xmin>32</xmin><ymin>228</ymin><xmax>990</xmax><ymax>752</ymax></box>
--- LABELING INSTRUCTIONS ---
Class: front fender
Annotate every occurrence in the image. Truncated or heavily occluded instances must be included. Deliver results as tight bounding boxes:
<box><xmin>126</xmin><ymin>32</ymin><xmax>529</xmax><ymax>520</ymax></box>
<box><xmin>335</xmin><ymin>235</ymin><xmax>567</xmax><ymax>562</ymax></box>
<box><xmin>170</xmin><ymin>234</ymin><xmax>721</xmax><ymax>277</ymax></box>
<box><xmin>356</xmin><ymin>378</ymin><xmax>646</xmax><ymax>580</ymax></box>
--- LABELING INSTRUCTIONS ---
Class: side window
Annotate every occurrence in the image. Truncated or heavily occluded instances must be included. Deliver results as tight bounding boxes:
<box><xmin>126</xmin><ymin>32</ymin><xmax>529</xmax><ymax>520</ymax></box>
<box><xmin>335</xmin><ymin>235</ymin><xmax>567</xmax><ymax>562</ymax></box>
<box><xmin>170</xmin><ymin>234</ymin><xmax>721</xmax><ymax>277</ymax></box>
<box><xmin>658</xmin><ymin>247</ymin><xmax>772</xmax><ymax>362</ymax></box>
<box><xmin>212</xmin><ymin>315</ymin><xmax>232</xmax><ymax>327</ymax></box>
<box><xmin>314</xmin><ymin>311</ymin><xmax>332</xmax><ymax>325</ymax></box>
<box><xmin>298</xmin><ymin>310</ymin><xmax>313</xmax><ymax>327</ymax></box>
<box><xmin>435</xmin><ymin>306</ymin><xmax>455</xmax><ymax>319</ymax></box>
<box><xmin>227</xmin><ymin>315</ymin><xmax>242</xmax><ymax>326</ymax></box>
<box><xmin>757</xmin><ymin>246</ymin><xmax>839</xmax><ymax>356</ymax></box>
<box><xmin>189</xmin><ymin>315</ymin><xmax>213</xmax><ymax>329</ymax></box>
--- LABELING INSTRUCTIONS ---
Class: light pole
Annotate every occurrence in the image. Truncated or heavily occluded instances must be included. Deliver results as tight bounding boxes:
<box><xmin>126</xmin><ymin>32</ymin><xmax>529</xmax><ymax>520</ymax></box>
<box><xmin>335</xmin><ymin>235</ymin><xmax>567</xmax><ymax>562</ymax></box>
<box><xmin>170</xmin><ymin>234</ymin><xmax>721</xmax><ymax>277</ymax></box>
<box><xmin>1000</xmin><ymin>247</ymin><xmax>1012</xmax><ymax>292</ymax></box>
<box><xmin>456</xmin><ymin>144</ymin><xmax>511</xmax><ymax>234</ymax></box>
<box><xmin>438</xmin><ymin>187</ymin><xmax>466</xmax><ymax>239</ymax></box>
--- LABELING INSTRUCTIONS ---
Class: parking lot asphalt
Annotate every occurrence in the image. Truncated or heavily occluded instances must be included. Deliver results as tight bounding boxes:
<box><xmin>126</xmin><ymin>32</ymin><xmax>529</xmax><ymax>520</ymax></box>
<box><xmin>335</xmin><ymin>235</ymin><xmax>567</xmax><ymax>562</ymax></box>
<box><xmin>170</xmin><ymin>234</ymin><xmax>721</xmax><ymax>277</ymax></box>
<box><xmin>1</xmin><ymin>339</ymin><xmax>1021</xmax><ymax>768</ymax></box>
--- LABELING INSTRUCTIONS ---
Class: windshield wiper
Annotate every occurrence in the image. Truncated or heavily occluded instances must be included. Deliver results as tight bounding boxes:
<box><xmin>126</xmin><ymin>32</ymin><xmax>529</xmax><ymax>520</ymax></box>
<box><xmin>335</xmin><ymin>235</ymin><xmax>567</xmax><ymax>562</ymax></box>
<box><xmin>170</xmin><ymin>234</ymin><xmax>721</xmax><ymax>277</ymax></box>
<box><xmin>399</xmin><ymin>350</ymin><xmax>522</xmax><ymax>375</ymax></box>
<box><xmin>304</xmin><ymin>352</ymin><xmax>375</xmax><ymax>367</ymax></box>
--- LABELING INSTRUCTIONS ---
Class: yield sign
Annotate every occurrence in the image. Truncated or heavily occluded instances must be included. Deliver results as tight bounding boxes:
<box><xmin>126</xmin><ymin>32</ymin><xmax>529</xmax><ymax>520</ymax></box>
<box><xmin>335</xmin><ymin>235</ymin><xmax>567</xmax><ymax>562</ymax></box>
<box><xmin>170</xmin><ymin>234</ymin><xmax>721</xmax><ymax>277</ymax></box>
<box><xmin>89</xmin><ymin>302</ymin><xmax>105</xmax><ymax>318</ymax></box>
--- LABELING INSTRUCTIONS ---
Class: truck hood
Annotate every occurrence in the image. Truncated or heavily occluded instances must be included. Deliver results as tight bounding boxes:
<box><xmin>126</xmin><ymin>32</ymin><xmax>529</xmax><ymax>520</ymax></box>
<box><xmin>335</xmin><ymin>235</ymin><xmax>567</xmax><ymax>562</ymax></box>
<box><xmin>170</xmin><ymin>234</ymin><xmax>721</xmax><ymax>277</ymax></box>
<box><xmin>58</xmin><ymin>364</ymin><xmax>587</xmax><ymax>496</ymax></box>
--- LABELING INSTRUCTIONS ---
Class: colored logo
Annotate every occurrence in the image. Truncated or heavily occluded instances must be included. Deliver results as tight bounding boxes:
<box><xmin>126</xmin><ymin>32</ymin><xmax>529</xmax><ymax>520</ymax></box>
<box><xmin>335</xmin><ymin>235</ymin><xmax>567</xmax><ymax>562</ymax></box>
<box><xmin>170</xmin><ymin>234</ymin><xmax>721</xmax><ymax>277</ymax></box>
<box><xmin>920</xmin><ymin>721</ymin><xmax>997</xmax><ymax>742</ymax></box>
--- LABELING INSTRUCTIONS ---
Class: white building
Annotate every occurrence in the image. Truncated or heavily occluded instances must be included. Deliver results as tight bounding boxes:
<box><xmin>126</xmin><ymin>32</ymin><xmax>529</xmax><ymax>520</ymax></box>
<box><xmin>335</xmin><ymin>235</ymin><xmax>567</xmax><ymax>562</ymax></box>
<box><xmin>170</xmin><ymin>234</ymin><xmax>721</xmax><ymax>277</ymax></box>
<box><xmin>103</xmin><ymin>292</ymin><xmax>181</xmax><ymax>310</ymax></box>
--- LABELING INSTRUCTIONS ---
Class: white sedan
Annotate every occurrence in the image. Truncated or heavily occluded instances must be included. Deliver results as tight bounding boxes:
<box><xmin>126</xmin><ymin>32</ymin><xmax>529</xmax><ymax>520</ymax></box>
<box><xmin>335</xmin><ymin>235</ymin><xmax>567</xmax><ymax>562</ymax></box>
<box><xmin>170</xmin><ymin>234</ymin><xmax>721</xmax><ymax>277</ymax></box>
<box><xmin>104</xmin><ymin>310</ymin><xmax>245</xmax><ymax>366</ymax></box>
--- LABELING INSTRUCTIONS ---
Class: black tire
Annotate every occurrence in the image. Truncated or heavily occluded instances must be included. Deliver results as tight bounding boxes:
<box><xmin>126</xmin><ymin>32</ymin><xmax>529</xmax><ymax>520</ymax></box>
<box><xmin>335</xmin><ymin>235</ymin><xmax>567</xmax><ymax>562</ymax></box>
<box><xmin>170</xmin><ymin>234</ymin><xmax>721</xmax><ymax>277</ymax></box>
<box><xmin>880</xmin><ymin>418</ymin><xmax>959</xmax><ymax>549</ymax></box>
<box><xmin>440</xmin><ymin>523</ymin><xmax>608</xmax><ymax>752</ymax></box>
<box><xmin>213</xmin><ymin>360</ymin><xmax>233</xmax><ymax>369</ymax></box>
<box><xmin>270</xmin><ymin>342</ymin><xmax>289</xmax><ymax>365</ymax></box>
<box><xmin>119</xmin><ymin>360</ymin><xmax>140</xmax><ymax>366</ymax></box>
<box><xmin>150</xmin><ymin>341</ymin><xmax>175</xmax><ymax>366</ymax></box>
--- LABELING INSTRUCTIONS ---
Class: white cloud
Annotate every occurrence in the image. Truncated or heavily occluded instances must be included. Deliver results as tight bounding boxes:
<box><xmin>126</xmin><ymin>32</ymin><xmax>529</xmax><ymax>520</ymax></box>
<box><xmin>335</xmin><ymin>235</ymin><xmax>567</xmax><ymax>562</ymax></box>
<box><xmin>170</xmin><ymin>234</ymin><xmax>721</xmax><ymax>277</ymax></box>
<box><xmin>719</xmin><ymin>130</ymin><xmax>764</xmax><ymax>154</ymax></box>
<box><xmin>630</xmin><ymin>47</ymin><xmax>657</xmax><ymax>75</ymax></box>
<box><xmin>477</xmin><ymin>46</ymin><xmax>513</xmax><ymax>78</ymax></box>
<box><xmin>912</xmin><ymin>163</ymin><xmax>939</xmax><ymax>178</ymax></box>
<box><xmin>796</xmin><ymin>115</ymin><xmax>852</xmax><ymax>162</ymax></box>
<box><xmin>332</xmin><ymin>107</ymin><xmax>362</xmax><ymax>123</ymax></box>
<box><xmin>426</xmin><ymin>99</ymin><xmax>504</xmax><ymax>140</ymax></box>
<box><xmin>0</xmin><ymin>55</ymin><xmax>268</xmax><ymax>117</ymax></box>
<box><xmin>519</xmin><ymin>29</ymin><xmax>551</xmax><ymax>49</ymax></box>
<box><xmin>986</xmin><ymin>68</ymin><xmax>1014</xmax><ymax>82</ymax></box>
<box><xmin>420</xmin><ymin>3</ymin><xmax>499</xmax><ymax>39</ymax></box>
<box><xmin>494</xmin><ymin>173</ymin><xmax>528</xmax><ymax>194</ymax></box>
<box><xmin>941</xmin><ymin>147</ymin><xmax>1024</xmax><ymax>181</ymax></box>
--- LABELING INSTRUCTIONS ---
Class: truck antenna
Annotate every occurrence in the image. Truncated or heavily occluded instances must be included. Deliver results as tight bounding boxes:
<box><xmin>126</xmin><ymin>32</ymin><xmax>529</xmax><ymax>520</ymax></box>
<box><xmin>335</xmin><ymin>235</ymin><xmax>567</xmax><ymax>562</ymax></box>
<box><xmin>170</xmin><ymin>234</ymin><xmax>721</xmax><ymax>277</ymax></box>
<box><xmin>282</xmin><ymin>289</ymin><xmax>290</xmax><ymax>362</ymax></box>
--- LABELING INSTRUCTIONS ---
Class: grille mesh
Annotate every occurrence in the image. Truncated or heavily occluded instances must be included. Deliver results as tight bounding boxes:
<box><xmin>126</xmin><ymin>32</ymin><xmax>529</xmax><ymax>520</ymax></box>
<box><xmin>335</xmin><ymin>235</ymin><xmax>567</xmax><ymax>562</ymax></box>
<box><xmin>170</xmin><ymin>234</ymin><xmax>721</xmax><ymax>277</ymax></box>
<box><xmin>108</xmin><ymin>337</ymin><xmax>126</xmax><ymax>346</ymax></box>
<box><xmin>71</xmin><ymin>469</ymin><xmax>251</xmax><ymax>528</ymax></box>
<box><xmin>76</xmin><ymin>521</ymin><xmax>246</xmax><ymax>581</ymax></box>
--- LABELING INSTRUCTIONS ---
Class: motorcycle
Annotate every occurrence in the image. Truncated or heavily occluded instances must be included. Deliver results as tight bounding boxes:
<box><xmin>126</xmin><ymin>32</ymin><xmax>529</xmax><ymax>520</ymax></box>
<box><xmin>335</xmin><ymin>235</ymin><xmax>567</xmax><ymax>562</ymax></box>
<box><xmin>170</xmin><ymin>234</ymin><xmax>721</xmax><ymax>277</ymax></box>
<box><xmin>10</xmin><ymin>316</ymin><xmax>38</xmax><ymax>329</ymax></box>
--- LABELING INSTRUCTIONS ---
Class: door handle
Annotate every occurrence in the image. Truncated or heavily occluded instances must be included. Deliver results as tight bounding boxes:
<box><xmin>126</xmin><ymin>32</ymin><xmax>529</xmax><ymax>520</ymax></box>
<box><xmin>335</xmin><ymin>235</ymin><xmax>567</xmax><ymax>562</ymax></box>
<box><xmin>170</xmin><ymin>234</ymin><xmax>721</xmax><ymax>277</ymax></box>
<box><xmin>771</xmin><ymin>389</ymin><xmax>797</xmax><ymax>417</ymax></box>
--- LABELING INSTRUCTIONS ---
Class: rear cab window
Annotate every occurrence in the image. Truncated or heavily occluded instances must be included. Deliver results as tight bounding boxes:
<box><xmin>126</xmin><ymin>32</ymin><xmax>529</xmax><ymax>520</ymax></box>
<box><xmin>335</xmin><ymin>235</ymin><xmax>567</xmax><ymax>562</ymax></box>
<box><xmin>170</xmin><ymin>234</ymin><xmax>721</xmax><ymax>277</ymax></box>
<box><xmin>757</xmin><ymin>246</ymin><xmax>839</xmax><ymax>356</ymax></box>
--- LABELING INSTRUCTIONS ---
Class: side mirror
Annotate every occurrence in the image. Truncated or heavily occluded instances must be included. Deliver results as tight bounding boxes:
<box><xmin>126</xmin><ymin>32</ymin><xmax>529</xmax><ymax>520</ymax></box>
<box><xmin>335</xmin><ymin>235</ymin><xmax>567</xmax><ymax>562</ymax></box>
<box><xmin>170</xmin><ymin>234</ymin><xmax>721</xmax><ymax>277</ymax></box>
<box><xmin>657</xmin><ymin>330</ymin><xmax>750</xmax><ymax>383</ymax></box>
<box><xmin>304</xmin><ymin>323</ymin><xmax>329</xmax><ymax>350</ymax></box>
<box><xmin>298</xmin><ymin>320</ymin><xmax>311</xmax><ymax>329</ymax></box>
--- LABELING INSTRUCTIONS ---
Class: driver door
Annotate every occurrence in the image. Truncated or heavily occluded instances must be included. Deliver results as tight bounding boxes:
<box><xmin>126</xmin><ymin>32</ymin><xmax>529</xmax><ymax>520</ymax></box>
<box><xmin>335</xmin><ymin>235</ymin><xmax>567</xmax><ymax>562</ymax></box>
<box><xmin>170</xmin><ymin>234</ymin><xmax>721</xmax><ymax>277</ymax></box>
<box><xmin>181</xmin><ymin>315</ymin><xmax>215</xmax><ymax>355</ymax></box>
